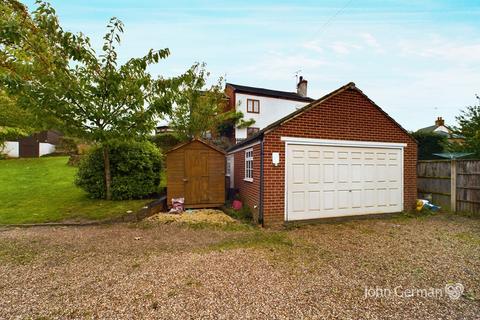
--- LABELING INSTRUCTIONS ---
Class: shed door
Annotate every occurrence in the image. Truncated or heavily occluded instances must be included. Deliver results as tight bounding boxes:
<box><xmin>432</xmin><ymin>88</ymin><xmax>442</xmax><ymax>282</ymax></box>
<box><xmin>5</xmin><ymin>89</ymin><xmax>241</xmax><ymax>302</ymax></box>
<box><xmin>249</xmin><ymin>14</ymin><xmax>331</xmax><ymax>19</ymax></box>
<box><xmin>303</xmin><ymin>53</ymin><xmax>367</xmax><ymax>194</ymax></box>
<box><xmin>19</xmin><ymin>136</ymin><xmax>39</xmax><ymax>158</ymax></box>
<box><xmin>184</xmin><ymin>150</ymin><xmax>209</xmax><ymax>204</ymax></box>
<box><xmin>286</xmin><ymin>144</ymin><xmax>403</xmax><ymax>221</ymax></box>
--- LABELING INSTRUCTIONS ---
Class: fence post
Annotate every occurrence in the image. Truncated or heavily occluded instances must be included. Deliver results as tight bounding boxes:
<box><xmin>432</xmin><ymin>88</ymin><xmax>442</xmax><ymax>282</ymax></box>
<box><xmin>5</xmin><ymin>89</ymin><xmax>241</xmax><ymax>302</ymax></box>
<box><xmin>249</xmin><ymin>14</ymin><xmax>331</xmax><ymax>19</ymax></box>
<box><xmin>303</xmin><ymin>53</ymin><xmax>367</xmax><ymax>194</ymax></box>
<box><xmin>450</xmin><ymin>159</ymin><xmax>457</xmax><ymax>212</ymax></box>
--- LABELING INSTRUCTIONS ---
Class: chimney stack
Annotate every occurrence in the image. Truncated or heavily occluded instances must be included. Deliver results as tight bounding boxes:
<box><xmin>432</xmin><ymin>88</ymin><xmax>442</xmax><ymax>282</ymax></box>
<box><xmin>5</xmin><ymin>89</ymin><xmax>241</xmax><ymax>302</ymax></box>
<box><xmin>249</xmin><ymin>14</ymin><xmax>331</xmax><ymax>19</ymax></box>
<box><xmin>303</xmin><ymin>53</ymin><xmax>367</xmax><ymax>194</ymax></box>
<box><xmin>297</xmin><ymin>76</ymin><xmax>308</xmax><ymax>97</ymax></box>
<box><xmin>435</xmin><ymin>116</ymin><xmax>445</xmax><ymax>127</ymax></box>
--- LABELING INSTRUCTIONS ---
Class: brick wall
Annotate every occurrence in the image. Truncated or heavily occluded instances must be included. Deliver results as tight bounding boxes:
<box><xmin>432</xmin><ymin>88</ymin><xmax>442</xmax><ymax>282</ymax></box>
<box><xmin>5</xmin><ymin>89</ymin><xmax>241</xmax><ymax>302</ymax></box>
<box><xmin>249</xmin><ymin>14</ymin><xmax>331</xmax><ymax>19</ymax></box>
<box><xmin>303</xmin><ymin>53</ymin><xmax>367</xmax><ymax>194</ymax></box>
<box><xmin>230</xmin><ymin>143</ymin><xmax>261</xmax><ymax>222</ymax></box>
<box><xmin>261</xmin><ymin>88</ymin><xmax>417</xmax><ymax>226</ymax></box>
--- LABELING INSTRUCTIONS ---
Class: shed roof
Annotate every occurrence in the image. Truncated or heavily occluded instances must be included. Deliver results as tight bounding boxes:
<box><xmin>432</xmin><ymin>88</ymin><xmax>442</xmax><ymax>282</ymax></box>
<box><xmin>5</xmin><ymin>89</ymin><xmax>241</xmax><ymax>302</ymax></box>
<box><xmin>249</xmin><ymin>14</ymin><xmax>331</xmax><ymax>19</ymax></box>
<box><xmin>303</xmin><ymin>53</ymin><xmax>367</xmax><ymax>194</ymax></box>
<box><xmin>166</xmin><ymin>138</ymin><xmax>226</xmax><ymax>155</ymax></box>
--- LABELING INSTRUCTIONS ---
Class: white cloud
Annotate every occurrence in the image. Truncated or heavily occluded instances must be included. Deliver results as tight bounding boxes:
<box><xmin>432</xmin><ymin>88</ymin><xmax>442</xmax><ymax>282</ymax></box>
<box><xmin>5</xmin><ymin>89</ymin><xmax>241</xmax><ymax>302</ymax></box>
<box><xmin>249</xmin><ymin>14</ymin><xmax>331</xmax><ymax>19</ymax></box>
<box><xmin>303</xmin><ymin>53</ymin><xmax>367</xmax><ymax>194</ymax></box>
<box><xmin>229</xmin><ymin>51</ymin><xmax>327</xmax><ymax>81</ymax></box>
<box><xmin>302</xmin><ymin>40</ymin><xmax>323</xmax><ymax>53</ymax></box>
<box><xmin>360</xmin><ymin>32</ymin><xmax>384</xmax><ymax>53</ymax></box>
<box><xmin>329</xmin><ymin>41</ymin><xmax>362</xmax><ymax>55</ymax></box>
<box><xmin>398</xmin><ymin>37</ymin><xmax>480</xmax><ymax>63</ymax></box>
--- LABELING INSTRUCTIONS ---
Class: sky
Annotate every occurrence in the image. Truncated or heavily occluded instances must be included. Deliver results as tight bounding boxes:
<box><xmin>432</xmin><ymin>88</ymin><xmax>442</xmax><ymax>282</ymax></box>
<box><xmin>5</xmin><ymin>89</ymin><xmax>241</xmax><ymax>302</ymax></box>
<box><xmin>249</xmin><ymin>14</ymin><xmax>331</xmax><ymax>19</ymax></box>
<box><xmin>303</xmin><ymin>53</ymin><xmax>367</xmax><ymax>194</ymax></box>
<box><xmin>24</xmin><ymin>0</ymin><xmax>480</xmax><ymax>131</ymax></box>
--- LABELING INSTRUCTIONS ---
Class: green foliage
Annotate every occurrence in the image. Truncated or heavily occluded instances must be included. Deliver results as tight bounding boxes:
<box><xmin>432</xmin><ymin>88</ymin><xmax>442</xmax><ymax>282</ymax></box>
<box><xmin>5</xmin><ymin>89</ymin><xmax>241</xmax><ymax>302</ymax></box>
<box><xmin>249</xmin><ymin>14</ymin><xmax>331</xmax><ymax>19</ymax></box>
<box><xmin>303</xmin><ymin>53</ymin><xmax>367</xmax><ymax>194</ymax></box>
<box><xmin>0</xmin><ymin>126</ymin><xmax>27</xmax><ymax>143</ymax></box>
<box><xmin>224</xmin><ymin>202</ymin><xmax>254</xmax><ymax>222</ymax></box>
<box><xmin>453</xmin><ymin>97</ymin><xmax>480</xmax><ymax>157</ymax></box>
<box><xmin>0</xmin><ymin>91</ymin><xmax>36</xmax><ymax>150</ymax></box>
<box><xmin>411</xmin><ymin>131</ymin><xmax>448</xmax><ymax>160</ymax></box>
<box><xmin>56</xmin><ymin>136</ymin><xmax>80</xmax><ymax>155</ymax></box>
<box><xmin>76</xmin><ymin>141</ymin><xmax>163</xmax><ymax>200</ymax></box>
<box><xmin>217</xmin><ymin>109</ymin><xmax>255</xmax><ymax>137</ymax></box>
<box><xmin>150</xmin><ymin>133</ymin><xmax>181</xmax><ymax>152</ymax></box>
<box><xmin>0</xmin><ymin>91</ymin><xmax>40</xmax><ymax>133</ymax></box>
<box><xmin>4</xmin><ymin>12</ymin><xmax>178</xmax><ymax>142</ymax></box>
<box><xmin>169</xmin><ymin>63</ymin><xmax>254</xmax><ymax>141</ymax></box>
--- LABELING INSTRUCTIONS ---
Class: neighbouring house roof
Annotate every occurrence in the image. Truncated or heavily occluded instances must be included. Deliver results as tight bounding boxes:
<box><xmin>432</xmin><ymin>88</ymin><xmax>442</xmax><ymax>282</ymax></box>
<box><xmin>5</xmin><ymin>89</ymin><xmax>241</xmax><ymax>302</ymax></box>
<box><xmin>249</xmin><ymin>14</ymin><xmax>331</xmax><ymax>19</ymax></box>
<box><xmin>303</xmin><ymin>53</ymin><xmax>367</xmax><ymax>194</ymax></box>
<box><xmin>417</xmin><ymin>124</ymin><xmax>464</xmax><ymax>139</ymax></box>
<box><xmin>227</xmin><ymin>82</ymin><xmax>415</xmax><ymax>153</ymax></box>
<box><xmin>226</xmin><ymin>83</ymin><xmax>314</xmax><ymax>102</ymax></box>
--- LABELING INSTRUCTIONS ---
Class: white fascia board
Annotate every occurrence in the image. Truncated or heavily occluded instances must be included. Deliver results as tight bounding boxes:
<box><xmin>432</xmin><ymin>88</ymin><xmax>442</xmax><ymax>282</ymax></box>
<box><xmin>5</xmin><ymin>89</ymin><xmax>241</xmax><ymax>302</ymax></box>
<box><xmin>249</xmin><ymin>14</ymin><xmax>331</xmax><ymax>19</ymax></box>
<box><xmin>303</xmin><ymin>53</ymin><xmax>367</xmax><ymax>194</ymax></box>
<box><xmin>280</xmin><ymin>137</ymin><xmax>407</xmax><ymax>149</ymax></box>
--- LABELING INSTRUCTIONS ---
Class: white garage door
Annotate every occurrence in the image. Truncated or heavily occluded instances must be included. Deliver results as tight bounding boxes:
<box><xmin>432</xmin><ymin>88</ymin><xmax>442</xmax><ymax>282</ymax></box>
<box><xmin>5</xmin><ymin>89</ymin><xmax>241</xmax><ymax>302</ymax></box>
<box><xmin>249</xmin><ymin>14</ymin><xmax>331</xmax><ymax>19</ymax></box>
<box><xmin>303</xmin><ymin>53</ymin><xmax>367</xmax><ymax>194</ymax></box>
<box><xmin>286</xmin><ymin>141</ymin><xmax>403</xmax><ymax>221</ymax></box>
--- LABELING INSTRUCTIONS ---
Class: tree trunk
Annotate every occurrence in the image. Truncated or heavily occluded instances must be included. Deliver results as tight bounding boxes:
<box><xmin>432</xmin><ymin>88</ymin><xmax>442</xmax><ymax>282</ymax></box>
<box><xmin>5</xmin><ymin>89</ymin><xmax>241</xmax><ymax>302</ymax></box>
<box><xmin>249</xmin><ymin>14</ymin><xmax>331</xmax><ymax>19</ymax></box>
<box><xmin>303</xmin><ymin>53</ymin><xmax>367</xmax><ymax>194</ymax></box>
<box><xmin>103</xmin><ymin>145</ymin><xmax>112</xmax><ymax>200</ymax></box>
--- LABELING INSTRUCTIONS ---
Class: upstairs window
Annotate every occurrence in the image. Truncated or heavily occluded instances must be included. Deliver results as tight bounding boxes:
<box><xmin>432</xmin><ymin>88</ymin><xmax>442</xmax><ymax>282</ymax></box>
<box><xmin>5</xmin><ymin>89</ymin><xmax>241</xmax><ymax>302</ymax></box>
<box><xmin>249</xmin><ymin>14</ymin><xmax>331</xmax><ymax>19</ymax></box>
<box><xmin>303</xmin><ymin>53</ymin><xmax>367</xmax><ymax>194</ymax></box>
<box><xmin>247</xmin><ymin>127</ymin><xmax>260</xmax><ymax>137</ymax></box>
<box><xmin>245</xmin><ymin>148</ymin><xmax>253</xmax><ymax>181</ymax></box>
<box><xmin>247</xmin><ymin>99</ymin><xmax>260</xmax><ymax>113</ymax></box>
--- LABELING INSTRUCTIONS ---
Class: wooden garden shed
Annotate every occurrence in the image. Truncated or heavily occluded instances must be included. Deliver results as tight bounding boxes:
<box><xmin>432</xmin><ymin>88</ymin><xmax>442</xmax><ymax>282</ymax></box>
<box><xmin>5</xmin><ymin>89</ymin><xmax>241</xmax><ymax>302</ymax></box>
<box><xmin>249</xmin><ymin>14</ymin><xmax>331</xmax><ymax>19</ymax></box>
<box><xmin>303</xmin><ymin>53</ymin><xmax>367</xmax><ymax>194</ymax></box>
<box><xmin>166</xmin><ymin>138</ymin><xmax>226</xmax><ymax>208</ymax></box>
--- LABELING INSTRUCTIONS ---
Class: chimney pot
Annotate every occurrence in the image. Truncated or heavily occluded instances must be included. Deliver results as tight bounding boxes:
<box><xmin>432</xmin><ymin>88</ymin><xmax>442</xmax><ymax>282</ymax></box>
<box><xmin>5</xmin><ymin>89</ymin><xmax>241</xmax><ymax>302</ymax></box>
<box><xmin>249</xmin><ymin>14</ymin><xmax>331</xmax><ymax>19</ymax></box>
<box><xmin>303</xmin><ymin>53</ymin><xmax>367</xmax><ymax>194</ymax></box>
<box><xmin>435</xmin><ymin>116</ymin><xmax>445</xmax><ymax>127</ymax></box>
<box><xmin>297</xmin><ymin>77</ymin><xmax>308</xmax><ymax>97</ymax></box>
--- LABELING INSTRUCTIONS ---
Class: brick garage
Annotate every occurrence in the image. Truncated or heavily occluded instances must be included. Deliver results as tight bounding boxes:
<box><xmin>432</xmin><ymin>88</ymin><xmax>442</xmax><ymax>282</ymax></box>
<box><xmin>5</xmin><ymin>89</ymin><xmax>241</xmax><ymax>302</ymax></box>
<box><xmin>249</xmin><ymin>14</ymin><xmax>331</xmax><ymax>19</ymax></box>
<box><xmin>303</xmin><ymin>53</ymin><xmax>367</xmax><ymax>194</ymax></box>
<box><xmin>227</xmin><ymin>82</ymin><xmax>417</xmax><ymax>226</ymax></box>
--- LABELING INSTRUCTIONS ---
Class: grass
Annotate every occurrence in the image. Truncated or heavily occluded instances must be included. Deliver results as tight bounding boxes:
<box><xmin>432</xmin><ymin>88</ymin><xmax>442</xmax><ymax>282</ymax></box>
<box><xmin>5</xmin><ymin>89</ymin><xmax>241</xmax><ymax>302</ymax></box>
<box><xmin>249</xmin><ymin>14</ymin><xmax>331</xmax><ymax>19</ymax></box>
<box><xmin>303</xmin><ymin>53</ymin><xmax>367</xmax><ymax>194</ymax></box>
<box><xmin>0</xmin><ymin>156</ymin><xmax>151</xmax><ymax>224</ymax></box>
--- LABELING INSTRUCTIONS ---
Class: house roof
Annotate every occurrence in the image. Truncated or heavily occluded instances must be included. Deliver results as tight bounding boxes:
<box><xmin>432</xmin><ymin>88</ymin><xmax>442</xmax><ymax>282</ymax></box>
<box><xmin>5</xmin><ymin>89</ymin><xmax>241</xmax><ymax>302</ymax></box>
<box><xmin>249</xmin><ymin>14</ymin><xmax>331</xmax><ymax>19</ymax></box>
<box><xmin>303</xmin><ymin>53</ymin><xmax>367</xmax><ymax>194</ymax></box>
<box><xmin>417</xmin><ymin>125</ymin><xmax>439</xmax><ymax>133</ymax></box>
<box><xmin>417</xmin><ymin>124</ymin><xmax>465</xmax><ymax>139</ymax></box>
<box><xmin>226</xmin><ymin>83</ymin><xmax>314</xmax><ymax>102</ymax></box>
<box><xmin>227</xmin><ymin>82</ymin><xmax>416</xmax><ymax>153</ymax></box>
<box><xmin>166</xmin><ymin>137</ymin><xmax>226</xmax><ymax>155</ymax></box>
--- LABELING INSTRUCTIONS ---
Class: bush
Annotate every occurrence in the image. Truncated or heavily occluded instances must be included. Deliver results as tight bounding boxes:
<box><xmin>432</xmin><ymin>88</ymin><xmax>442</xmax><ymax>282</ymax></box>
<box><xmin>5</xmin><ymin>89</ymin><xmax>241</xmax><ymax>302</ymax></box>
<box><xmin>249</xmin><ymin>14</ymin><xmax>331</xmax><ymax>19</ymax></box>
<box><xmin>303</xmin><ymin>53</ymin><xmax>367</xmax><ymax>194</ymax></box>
<box><xmin>57</xmin><ymin>136</ymin><xmax>79</xmax><ymax>155</ymax></box>
<box><xmin>224</xmin><ymin>201</ymin><xmax>253</xmax><ymax>222</ymax></box>
<box><xmin>76</xmin><ymin>141</ymin><xmax>163</xmax><ymax>200</ymax></box>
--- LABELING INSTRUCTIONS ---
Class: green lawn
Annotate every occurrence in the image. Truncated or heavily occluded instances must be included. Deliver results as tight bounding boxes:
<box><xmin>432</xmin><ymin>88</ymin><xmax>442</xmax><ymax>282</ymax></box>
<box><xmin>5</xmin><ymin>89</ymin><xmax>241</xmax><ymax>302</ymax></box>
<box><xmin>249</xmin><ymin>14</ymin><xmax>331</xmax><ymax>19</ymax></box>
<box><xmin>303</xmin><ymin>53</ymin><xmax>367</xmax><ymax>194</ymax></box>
<box><xmin>0</xmin><ymin>157</ymin><xmax>151</xmax><ymax>224</ymax></box>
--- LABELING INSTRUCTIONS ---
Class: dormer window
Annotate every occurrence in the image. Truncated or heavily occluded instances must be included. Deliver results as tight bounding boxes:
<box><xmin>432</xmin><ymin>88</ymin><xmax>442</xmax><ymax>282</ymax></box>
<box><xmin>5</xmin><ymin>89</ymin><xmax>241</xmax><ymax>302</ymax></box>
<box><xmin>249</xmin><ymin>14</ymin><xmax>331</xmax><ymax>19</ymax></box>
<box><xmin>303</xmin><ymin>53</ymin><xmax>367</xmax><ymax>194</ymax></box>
<box><xmin>247</xmin><ymin>99</ymin><xmax>260</xmax><ymax>113</ymax></box>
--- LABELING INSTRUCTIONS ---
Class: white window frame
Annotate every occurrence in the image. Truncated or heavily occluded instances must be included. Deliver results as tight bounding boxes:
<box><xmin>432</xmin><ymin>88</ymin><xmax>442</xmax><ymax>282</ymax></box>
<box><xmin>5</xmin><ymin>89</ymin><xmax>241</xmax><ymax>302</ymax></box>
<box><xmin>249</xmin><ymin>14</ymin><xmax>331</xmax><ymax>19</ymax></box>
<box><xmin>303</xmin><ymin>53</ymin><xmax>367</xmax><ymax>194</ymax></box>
<box><xmin>246</xmin><ymin>99</ymin><xmax>260</xmax><ymax>113</ymax></box>
<box><xmin>244</xmin><ymin>148</ymin><xmax>254</xmax><ymax>182</ymax></box>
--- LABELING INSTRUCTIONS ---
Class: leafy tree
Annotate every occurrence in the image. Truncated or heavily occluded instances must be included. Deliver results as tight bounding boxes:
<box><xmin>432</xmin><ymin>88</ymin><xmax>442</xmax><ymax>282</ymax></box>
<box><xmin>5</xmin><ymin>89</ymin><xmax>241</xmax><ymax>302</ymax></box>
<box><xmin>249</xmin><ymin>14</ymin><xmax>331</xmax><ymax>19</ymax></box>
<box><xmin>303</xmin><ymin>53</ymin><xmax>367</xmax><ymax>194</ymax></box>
<box><xmin>453</xmin><ymin>95</ymin><xmax>480</xmax><ymax>158</ymax></box>
<box><xmin>169</xmin><ymin>63</ymin><xmax>254</xmax><ymax>142</ymax></box>
<box><xmin>411</xmin><ymin>131</ymin><xmax>448</xmax><ymax>160</ymax></box>
<box><xmin>0</xmin><ymin>90</ymin><xmax>50</xmax><ymax>148</ymax></box>
<box><xmin>0</xmin><ymin>92</ymin><xmax>25</xmax><ymax>149</ymax></box>
<box><xmin>1</xmin><ymin>1</ymin><xmax>182</xmax><ymax>199</ymax></box>
<box><xmin>0</xmin><ymin>92</ymin><xmax>34</xmax><ymax>129</ymax></box>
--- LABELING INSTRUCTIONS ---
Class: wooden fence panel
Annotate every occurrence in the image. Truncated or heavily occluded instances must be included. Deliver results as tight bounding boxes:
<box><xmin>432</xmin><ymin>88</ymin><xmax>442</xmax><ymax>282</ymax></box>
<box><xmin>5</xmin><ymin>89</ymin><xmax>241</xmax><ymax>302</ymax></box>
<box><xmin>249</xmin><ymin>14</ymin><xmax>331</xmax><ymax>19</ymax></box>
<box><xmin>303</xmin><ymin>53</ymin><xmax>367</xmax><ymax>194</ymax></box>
<box><xmin>417</xmin><ymin>160</ymin><xmax>451</xmax><ymax>210</ymax></box>
<box><xmin>456</xmin><ymin>160</ymin><xmax>480</xmax><ymax>214</ymax></box>
<box><xmin>418</xmin><ymin>160</ymin><xmax>480</xmax><ymax>214</ymax></box>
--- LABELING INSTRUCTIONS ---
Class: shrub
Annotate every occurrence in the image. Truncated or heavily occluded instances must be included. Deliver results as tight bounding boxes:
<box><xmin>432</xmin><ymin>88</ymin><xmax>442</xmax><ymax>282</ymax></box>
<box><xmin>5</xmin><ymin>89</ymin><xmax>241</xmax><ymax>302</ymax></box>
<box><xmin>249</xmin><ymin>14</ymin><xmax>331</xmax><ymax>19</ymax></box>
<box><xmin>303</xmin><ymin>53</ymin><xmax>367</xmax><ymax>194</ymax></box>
<box><xmin>224</xmin><ymin>201</ymin><xmax>253</xmax><ymax>222</ymax></box>
<box><xmin>57</xmin><ymin>136</ymin><xmax>79</xmax><ymax>155</ymax></box>
<box><xmin>76</xmin><ymin>141</ymin><xmax>162</xmax><ymax>200</ymax></box>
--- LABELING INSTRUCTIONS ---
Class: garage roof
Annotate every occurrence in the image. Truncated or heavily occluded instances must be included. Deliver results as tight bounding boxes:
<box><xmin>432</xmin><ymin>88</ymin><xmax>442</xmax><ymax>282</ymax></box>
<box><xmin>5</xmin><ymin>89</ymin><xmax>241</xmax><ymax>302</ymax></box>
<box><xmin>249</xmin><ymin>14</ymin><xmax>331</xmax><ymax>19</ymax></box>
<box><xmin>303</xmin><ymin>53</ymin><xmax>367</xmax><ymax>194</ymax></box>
<box><xmin>227</xmin><ymin>82</ymin><xmax>415</xmax><ymax>152</ymax></box>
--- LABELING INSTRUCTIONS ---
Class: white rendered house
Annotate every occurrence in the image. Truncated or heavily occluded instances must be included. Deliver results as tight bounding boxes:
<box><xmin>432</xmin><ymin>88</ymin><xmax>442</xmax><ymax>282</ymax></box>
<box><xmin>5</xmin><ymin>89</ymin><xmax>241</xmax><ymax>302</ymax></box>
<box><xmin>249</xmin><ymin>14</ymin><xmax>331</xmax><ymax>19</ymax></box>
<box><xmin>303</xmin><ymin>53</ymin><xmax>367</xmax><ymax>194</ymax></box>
<box><xmin>225</xmin><ymin>77</ymin><xmax>314</xmax><ymax>142</ymax></box>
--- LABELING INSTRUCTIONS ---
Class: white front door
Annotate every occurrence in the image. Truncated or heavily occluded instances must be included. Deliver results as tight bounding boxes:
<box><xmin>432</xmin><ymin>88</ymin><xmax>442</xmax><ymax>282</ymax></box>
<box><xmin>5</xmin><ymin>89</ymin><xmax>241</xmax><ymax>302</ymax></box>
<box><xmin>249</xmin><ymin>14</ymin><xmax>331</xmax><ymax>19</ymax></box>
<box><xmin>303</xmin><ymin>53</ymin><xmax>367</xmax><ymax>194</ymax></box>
<box><xmin>286</xmin><ymin>143</ymin><xmax>403</xmax><ymax>221</ymax></box>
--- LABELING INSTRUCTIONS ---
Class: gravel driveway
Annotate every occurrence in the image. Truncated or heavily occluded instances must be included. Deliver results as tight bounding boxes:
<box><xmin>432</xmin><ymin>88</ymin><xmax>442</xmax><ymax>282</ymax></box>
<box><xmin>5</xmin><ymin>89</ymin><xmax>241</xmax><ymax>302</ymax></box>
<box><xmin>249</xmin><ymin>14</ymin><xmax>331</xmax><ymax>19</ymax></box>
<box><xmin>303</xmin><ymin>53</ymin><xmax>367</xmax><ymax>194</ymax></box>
<box><xmin>0</xmin><ymin>212</ymin><xmax>478</xmax><ymax>319</ymax></box>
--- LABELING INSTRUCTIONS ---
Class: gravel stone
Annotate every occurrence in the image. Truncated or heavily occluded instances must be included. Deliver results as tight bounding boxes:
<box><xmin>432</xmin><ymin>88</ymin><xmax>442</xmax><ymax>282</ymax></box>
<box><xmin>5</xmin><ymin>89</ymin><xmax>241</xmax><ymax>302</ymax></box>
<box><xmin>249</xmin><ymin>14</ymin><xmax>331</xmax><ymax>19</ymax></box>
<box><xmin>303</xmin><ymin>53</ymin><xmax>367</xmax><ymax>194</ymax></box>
<box><xmin>0</xmin><ymin>213</ymin><xmax>478</xmax><ymax>319</ymax></box>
